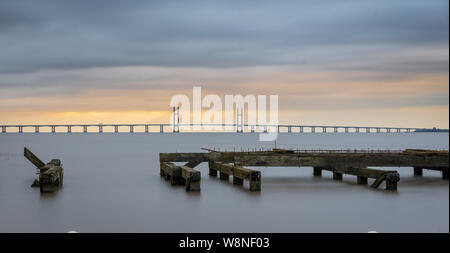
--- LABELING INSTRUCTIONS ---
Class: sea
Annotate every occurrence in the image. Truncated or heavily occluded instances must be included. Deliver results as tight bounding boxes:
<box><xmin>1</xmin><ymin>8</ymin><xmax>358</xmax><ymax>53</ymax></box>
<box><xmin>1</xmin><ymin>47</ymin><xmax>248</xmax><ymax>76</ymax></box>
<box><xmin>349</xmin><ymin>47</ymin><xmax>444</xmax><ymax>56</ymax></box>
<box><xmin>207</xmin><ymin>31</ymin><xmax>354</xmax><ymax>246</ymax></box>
<box><xmin>0</xmin><ymin>133</ymin><xmax>448</xmax><ymax>232</ymax></box>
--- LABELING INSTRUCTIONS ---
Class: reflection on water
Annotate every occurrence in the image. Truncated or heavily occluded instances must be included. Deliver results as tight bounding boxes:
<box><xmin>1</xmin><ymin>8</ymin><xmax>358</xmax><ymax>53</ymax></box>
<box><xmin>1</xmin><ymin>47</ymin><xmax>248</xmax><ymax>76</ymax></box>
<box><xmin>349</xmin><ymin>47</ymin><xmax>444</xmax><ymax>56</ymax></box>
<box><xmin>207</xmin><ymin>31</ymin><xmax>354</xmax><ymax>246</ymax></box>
<box><xmin>0</xmin><ymin>133</ymin><xmax>448</xmax><ymax>232</ymax></box>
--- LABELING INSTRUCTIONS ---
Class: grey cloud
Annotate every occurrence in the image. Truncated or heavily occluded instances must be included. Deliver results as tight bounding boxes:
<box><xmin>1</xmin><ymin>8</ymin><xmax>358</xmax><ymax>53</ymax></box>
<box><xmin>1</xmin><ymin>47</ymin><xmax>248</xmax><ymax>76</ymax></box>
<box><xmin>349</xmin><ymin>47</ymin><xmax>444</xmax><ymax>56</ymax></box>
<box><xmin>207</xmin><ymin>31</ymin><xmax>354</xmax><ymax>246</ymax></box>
<box><xmin>0</xmin><ymin>0</ymin><xmax>448</xmax><ymax>73</ymax></box>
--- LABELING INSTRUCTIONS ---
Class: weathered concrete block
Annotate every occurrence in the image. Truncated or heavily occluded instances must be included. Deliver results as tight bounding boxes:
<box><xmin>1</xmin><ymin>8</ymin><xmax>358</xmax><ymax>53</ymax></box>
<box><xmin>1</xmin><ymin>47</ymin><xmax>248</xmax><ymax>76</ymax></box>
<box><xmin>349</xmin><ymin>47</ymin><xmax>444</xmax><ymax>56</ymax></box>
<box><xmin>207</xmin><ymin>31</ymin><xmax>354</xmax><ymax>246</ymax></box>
<box><xmin>180</xmin><ymin>166</ymin><xmax>201</xmax><ymax>192</ymax></box>
<box><xmin>333</xmin><ymin>172</ymin><xmax>343</xmax><ymax>180</ymax></box>
<box><xmin>357</xmin><ymin>176</ymin><xmax>368</xmax><ymax>185</ymax></box>
<box><xmin>219</xmin><ymin>172</ymin><xmax>229</xmax><ymax>180</ymax></box>
<box><xmin>385</xmin><ymin>173</ymin><xmax>400</xmax><ymax>191</ymax></box>
<box><xmin>443</xmin><ymin>169</ymin><xmax>449</xmax><ymax>180</ymax></box>
<box><xmin>313</xmin><ymin>167</ymin><xmax>322</xmax><ymax>176</ymax></box>
<box><xmin>233</xmin><ymin>176</ymin><xmax>244</xmax><ymax>185</ymax></box>
<box><xmin>414</xmin><ymin>167</ymin><xmax>423</xmax><ymax>176</ymax></box>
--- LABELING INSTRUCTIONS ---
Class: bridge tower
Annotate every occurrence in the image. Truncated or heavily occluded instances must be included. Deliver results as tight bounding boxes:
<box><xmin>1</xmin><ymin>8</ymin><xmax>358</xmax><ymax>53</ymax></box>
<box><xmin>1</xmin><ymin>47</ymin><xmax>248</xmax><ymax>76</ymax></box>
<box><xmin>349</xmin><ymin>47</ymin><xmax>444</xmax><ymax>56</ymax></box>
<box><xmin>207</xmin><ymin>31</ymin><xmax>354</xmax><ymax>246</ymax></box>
<box><xmin>236</xmin><ymin>107</ymin><xmax>244</xmax><ymax>133</ymax></box>
<box><xmin>172</xmin><ymin>106</ymin><xmax>180</xmax><ymax>133</ymax></box>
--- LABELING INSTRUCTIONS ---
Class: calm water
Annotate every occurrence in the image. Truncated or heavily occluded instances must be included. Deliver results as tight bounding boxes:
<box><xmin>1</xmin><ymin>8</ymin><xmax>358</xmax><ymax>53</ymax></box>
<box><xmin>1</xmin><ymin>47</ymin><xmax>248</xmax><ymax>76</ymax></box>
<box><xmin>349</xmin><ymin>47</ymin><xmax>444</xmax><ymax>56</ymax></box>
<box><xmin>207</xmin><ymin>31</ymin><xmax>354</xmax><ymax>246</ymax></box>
<box><xmin>0</xmin><ymin>133</ymin><xmax>448</xmax><ymax>233</ymax></box>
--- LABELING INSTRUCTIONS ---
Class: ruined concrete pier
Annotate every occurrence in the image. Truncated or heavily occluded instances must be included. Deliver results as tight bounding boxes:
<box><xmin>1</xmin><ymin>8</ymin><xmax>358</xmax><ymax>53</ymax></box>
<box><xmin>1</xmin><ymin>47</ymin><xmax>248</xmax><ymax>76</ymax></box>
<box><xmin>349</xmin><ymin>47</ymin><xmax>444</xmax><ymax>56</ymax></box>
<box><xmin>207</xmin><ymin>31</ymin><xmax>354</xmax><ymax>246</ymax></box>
<box><xmin>159</xmin><ymin>149</ymin><xmax>449</xmax><ymax>192</ymax></box>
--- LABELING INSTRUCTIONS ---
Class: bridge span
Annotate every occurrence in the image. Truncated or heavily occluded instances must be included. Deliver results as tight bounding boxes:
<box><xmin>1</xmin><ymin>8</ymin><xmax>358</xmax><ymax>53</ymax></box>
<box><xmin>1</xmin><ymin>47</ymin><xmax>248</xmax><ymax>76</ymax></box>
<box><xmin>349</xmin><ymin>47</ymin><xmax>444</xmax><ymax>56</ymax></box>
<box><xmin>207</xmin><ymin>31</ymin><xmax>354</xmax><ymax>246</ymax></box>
<box><xmin>0</xmin><ymin>123</ymin><xmax>447</xmax><ymax>134</ymax></box>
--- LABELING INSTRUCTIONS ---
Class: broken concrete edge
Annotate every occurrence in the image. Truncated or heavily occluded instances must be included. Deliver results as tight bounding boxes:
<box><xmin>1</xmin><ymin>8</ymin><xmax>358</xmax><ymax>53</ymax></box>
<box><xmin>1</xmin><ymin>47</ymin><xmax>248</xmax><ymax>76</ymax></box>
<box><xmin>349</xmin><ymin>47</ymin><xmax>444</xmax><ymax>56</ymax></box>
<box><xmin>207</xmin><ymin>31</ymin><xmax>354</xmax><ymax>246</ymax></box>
<box><xmin>209</xmin><ymin>161</ymin><xmax>261</xmax><ymax>191</ymax></box>
<box><xmin>160</xmin><ymin>162</ymin><xmax>201</xmax><ymax>192</ymax></box>
<box><xmin>159</xmin><ymin>149</ymin><xmax>449</xmax><ymax>192</ymax></box>
<box><xmin>24</xmin><ymin>147</ymin><xmax>64</xmax><ymax>193</ymax></box>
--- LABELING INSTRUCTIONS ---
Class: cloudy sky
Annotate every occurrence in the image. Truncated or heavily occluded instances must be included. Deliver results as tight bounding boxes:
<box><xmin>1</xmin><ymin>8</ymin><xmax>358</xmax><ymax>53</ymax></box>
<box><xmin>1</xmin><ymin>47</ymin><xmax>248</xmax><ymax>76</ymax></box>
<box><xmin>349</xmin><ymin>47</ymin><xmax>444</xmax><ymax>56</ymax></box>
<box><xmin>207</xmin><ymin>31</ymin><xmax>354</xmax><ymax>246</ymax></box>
<box><xmin>0</xmin><ymin>0</ymin><xmax>448</xmax><ymax>127</ymax></box>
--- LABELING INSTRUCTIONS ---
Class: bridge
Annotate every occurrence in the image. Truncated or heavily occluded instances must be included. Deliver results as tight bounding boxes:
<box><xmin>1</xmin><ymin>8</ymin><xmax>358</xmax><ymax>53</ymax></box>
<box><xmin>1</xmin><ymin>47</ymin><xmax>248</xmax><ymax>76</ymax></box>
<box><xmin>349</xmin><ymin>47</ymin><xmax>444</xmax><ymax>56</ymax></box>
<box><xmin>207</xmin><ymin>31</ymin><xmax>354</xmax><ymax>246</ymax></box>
<box><xmin>0</xmin><ymin>123</ymin><xmax>446</xmax><ymax>134</ymax></box>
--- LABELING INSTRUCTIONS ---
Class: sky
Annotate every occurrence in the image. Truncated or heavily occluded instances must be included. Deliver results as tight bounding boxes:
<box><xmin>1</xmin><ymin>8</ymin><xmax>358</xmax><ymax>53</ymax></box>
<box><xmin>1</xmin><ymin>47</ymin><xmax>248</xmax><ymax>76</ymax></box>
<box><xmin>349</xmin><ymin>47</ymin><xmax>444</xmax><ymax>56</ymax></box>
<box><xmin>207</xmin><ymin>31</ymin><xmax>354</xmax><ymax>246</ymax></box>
<box><xmin>0</xmin><ymin>0</ymin><xmax>448</xmax><ymax>128</ymax></box>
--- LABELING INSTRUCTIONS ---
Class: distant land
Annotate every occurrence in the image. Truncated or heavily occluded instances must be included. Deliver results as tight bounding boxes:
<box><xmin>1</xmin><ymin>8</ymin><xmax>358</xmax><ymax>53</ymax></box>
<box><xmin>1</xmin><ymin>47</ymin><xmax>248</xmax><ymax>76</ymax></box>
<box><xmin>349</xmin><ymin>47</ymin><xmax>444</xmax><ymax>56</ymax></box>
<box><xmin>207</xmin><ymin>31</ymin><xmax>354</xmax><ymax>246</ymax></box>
<box><xmin>415</xmin><ymin>128</ymin><xmax>449</xmax><ymax>133</ymax></box>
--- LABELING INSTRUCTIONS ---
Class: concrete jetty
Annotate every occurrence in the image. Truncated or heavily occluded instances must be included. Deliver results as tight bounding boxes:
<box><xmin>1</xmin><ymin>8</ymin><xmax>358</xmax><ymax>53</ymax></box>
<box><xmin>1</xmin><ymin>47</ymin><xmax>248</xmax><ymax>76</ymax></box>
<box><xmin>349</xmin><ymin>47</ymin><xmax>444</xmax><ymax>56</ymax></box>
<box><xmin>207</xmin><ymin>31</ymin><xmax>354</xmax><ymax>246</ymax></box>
<box><xmin>159</xmin><ymin>149</ymin><xmax>449</xmax><ymax>192</ymax></box>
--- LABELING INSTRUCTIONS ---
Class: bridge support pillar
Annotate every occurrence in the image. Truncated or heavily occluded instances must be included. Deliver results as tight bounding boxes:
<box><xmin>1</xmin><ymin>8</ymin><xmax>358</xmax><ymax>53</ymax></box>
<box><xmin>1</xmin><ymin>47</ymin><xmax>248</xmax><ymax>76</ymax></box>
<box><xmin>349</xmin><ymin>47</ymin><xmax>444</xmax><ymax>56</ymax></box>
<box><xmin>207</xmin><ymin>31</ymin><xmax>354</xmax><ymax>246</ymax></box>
<box><xmin>357</xmin><ymin>176</ymin><xmax>368</xmax><ymax>185</ymax></box>
<box><xmin>356</xmin><ymin>128</ymin><xmax>360</xmax><ymax>133</ymax></box>
<box><xmin>67</xmin><ymin>126</ymin><xmax>71</xmax><ymax>133</ymax></box>
<box><xmin>83</xmin><ymin>126</ymin><xmax>87</xmax><ymax>133</ymax></box>
<box><xmin>99</xmin><ymin>125</ymin><xmax>103</xmax><ymax>133</ymax></box>
<box><xmin>311</xmin><ymin>127</ymin><xmax>315</xmax><ymax>133</ymax></box>
<box><xmin>1</xmin><ymin>126</ymin><xmax>5</xmax><ymax>133</ymax></box>
<box><xmin>18</xmin><ymin>126</ymin><xmax>23</xmax><ymax>133</ymax></box>
<box><xmin>114</xmin><ymin>126</ymin><xmax>118</xmax><ymax>133</ymax></box>
<box><xmin>299</xmin><ymin>126</ymin><xmax>303</xmax><ymax>133</ymax></box>
<box><xmin>263</xmin><ymin>126</ymin><xmax>268</xmax><ymax>133</ymax></box>
<box><xmin>334</xmin><ymin>127</ymin><xmax>338</xmax><ymax>133</ymax></box>
<box><xmin>414</xmin><ymin>167</ymin><xmax>423</xmax><ymax>176</ymax></box>
<box><xmin>344</xmin><ymin>127</ymin><xmax>349</xmax><ymax>133</ymax></box>
<box><xmin>51</xmin><ymin>126</ymin><xmax>56</xmax><ymax>133</ymax></box>
<box><xmin>366</xmin><ymin>128</ymin><xmax>370</xmax><ymax>133</ymax></box>
<box><xmin>387</xmin><ymin>128</ymin><xmax>391</xmax><ymax>133</ymax></box>
<box><xmin>333</xmin><ymin>172</ymin><xmax>343</xmax><ymax>180</ymax></box>
<box><xmin>313</xmin><ymin>167</ymin><xmax>322</xmax><ymax>176</ymax></box>
<box><xmin>130</xmin><ymin>125</ymin><xmax>134</xmax><ymax>133</ymax></box>
<box><xmin>145</xmin><ymin>125</ymin><xmax>149</xmax><ymax>133</ymax></box>
<box><xmin>35</xmin><ymin>126</ymin><xmax>39</xmax><ymax>133</ymax></box>
<box><xmin>376</xmin><ymin>128</ymin><xmax>380</xmax><ymax>133</ymax></box>
<box><xmin>250</xmin><ymin>125</ymin><xmax>255</xmax><ymax>133</ymax></box>
<box><xmin>160</xmin><ymin>125</ymin><xmax>163</xmax><ymax>133</ymax></box>
<box><xmin>288</xmin><ymin>126</ymin><xmax>291</xmax><ymax>133</ymax></box>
